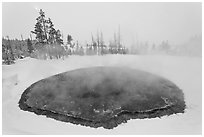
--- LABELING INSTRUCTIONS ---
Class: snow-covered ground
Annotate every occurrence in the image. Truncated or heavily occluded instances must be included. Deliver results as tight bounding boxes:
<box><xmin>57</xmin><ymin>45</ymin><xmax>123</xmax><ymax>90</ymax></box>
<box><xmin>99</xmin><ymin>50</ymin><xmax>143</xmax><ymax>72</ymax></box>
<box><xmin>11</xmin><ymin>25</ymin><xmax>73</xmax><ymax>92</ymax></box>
<box><xmin>2</xmin><ymin>55</ymin><xmax>202</xmax><ymax>135</ymax></box>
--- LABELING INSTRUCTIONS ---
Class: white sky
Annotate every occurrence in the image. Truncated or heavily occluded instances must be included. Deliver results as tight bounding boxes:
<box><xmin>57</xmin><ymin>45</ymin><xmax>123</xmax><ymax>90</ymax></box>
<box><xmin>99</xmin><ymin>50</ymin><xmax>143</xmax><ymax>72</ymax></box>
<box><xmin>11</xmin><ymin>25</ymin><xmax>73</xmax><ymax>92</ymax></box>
<box><xmin>2</xmin><ymin>2</ymin><xmax>202</xmax><ymax>46</ymax></box>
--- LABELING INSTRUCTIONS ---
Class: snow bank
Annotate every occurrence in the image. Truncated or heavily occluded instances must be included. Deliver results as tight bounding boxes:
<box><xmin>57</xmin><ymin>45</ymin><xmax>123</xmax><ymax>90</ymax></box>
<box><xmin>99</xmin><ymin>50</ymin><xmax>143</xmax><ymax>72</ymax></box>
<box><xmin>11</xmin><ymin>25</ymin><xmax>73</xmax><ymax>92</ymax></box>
<box><xmin>2</xmin><ymin>55</ymin><xmax>202</xmax><ymax>134</ymax></box>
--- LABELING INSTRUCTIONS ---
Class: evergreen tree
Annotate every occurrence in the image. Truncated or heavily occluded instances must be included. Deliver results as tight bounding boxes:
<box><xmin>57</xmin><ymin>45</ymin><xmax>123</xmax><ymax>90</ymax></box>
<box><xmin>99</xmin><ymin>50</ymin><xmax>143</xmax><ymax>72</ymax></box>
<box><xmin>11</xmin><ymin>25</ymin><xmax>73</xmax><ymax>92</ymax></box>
<box><xmin>67</xmin><ymin>34</ymin><xmax>73</xmax><ymax>44</ymax></box>
<box><xmin>159</xmin><ymin>40</ymin><xmax>170</xmax><ymax>52</ymax></box>
<box><xmin>55</xmin><ymin>30</ymin><xmax>63</xmax><ymax>45</ymax></box>
<box><xmin>31</xmin><ymin>9</ymin><xmax>63</xmax><ymax>45</ymax></box>
<box><xmin>27</xmin><ymin>38</ymin><xmax>34</xmax><ymax>53</ymax></box>
<box><xmin>31</xmin><ymin>9</ymin><xmax>48</xmax><ymax>44</ymax></box>
<box><xmin>2</xmin><ymin>36</ymin><xmax>15</xmax><ymax>64</ymax></box>
<box><xmin>47</xmin><ymin>18</ymin><xmax>56</xmax><ymax>44</ymax></box>
<box><xmin>67</xmin><ymin>34</ymin><xmax>74</xmax><ymax>51</ymax></box>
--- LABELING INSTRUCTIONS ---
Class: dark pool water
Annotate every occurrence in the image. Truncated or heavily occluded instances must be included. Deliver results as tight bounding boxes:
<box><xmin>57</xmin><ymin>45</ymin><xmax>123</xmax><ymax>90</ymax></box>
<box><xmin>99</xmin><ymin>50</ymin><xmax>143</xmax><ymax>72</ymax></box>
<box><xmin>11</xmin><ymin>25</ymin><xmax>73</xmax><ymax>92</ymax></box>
<box><xmin>19</xmin><ymin>66</ymin><xmax>185</xmax><ymax>129</ymax></box>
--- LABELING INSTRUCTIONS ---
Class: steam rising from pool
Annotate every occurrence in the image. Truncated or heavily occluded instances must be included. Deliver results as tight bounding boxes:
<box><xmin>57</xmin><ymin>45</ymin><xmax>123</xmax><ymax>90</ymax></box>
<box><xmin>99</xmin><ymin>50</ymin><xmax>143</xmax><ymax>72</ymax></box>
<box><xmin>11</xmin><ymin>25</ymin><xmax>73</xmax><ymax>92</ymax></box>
<box><xmin>18</xmin><ymin>66</ymin><xmax>186</xmax><ymax>129</ymax></box>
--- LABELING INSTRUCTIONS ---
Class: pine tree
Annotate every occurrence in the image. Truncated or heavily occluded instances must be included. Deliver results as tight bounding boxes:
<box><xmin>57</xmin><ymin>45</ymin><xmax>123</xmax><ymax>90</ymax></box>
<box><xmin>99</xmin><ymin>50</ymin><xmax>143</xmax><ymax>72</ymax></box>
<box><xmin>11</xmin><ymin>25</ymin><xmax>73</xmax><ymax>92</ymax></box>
<box><xmin>31</xmin><ymin>9</ymin><xmax>48</xmax><ymax>44</ymax></box>
<box><xmin>55</xmin><ymin>30</ymin><xmax>63</xmax><ymax>45</ymax></box>
<box><xmin>47</xmin><ymin>18</ymin><xmax>56</xmax><ymax>44</ymax></box>
<box><xmin>31</xmin><ymin>9</ymin><xmax>63</xmax><ymax>45</ymax></box>
<box><xmin>27</xmin><ymin>38</ymin><xmax>34</xmax><ymax>53</ymax></box>
<box><xmin>2</xmin><ymin>36</ymin><xmax>15</xmax><ymax>64</ymax></box>
<box><xmin>67</xmin><ymin>34</ymin><xmax>73</xmax><ymax>45</ymax></box>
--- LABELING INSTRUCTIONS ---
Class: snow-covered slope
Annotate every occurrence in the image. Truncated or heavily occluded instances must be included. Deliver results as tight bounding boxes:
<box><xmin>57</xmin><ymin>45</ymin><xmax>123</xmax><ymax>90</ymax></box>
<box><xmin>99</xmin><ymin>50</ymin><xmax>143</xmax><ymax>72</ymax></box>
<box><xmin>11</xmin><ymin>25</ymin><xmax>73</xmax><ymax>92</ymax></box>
<box><xmin>2</xmin><ymin>55</ymin><xmax>202</xmax><ymax>134</ymax></box>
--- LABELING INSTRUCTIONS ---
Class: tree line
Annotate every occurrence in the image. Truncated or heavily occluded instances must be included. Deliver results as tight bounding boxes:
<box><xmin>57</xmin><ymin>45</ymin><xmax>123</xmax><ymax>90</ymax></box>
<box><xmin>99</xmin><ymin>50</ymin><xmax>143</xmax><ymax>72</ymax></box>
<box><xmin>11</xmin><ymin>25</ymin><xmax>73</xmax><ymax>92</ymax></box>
<box><xmin>2</xmin><ymin>9</ymin><xmax>129</xmax><ymax>64</ymax></box>
<box><xmin>3</xmin><ymin>9</ymin><xmax>195</xmax><ymax>65</ymax></box>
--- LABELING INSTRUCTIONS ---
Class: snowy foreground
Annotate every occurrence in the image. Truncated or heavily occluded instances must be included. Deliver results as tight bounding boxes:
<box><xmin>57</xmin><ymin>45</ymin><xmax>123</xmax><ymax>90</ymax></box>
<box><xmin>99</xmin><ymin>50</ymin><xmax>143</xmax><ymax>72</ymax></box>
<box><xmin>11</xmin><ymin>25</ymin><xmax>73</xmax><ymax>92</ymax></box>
<box><xmin>2</xmin><ymin>55</ymin><xmax>202</xmax><ymax>135</ymax></box>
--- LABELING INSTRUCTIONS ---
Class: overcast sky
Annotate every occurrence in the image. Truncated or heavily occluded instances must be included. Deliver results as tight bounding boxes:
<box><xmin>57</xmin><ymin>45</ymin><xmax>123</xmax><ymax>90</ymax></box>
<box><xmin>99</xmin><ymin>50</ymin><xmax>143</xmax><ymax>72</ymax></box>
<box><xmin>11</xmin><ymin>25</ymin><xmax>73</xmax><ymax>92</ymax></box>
<box><xmin>2</xmin><ymin>2</ymin><xmax>202</xmax><ymax>46</ymax></box>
